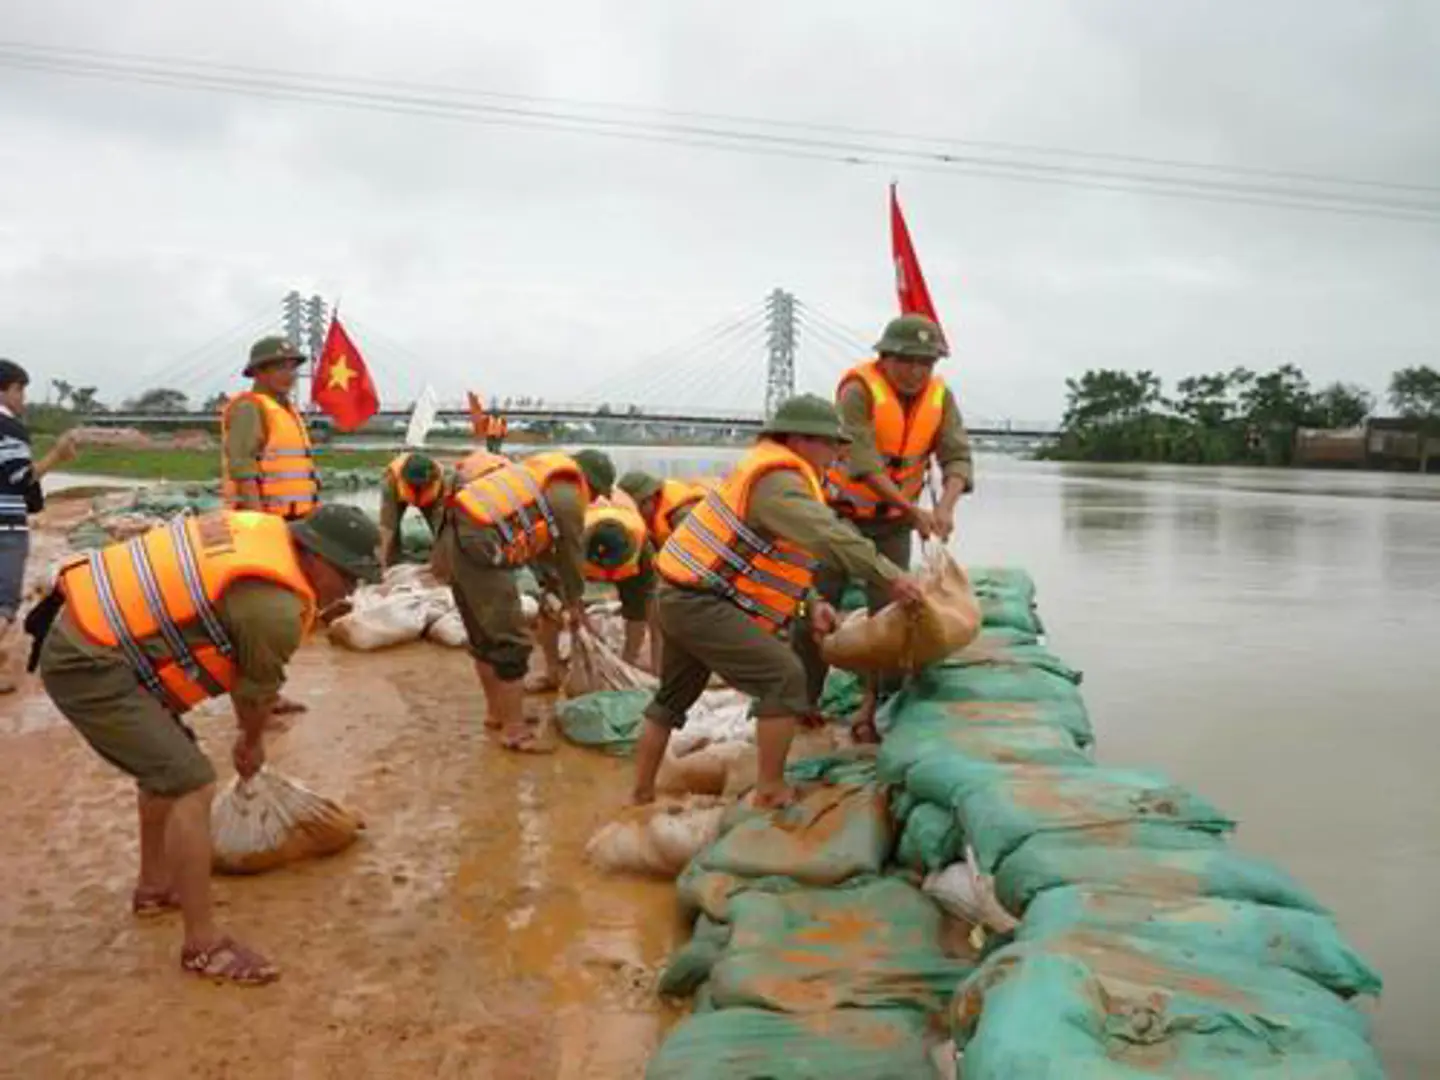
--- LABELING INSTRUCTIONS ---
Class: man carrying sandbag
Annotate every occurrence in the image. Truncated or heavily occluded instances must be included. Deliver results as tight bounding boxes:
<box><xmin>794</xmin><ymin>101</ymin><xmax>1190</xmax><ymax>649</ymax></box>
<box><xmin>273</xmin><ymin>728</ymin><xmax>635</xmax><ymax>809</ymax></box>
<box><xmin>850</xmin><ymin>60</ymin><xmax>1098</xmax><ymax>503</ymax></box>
<box><xmin>436</xmin><ymin>447</ymin><xmax>615</xmax><ymax>750</ymax></box>
<box><xmin>633</xmin><ymin>395</ymin><xmax>923</xmax><ymax>809</ymax></box>
<box><xmin>802</xmin><ymin>313</ymin><xmax>974</xmax><ymax>741</ymax></box>
<box><xmin>34</xmin><ymin>505</ymin><xmax>380</xmax><ymax>986</ymax></box>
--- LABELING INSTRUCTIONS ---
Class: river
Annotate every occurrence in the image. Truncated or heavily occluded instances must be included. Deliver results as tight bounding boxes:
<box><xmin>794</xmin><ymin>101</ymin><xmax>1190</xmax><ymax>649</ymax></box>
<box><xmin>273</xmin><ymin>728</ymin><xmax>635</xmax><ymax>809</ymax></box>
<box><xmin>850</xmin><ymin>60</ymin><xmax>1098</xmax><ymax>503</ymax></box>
<box><xmin>32</xmin><ymin>451</ymin><xmax>1440</xmax><ymax>1074</ymax></box>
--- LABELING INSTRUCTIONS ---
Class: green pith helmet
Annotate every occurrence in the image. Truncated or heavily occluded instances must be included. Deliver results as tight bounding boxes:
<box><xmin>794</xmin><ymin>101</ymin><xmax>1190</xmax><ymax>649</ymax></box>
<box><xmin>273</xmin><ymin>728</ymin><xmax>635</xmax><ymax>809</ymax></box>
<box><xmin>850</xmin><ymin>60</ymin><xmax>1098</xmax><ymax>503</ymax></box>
<box><xmin>761</xmin><ymin>394</ymin><xmax>852</xmax><ymax>443</ymax></box>
<box><xmin>617</xmin><ymin>469</ymin><xmax>662</xmax><ymax>504</ymax></box>
<box><xmin>573</xmin><ymin>449</ymin><xmax>616</xmax><ymax>497</ymax></box>
<box><xmin>245</xmin><ymin>335</ymin><xmax>307</xmax><ymax>377</ymax></box>
<box><xmin>874</xmin><ymin>314</ymin><xmax>945</xmax><ymax>361</ymax></box>
<box><xmin>401</xmin><ymin>453</ymin><xmax>440</xmax><ymax>489</ymax></box>
<box><xmin>585</xmin><ymin>520</ymin><xmax>635</xmax><ymax>569</ymax></box>
<box><xmin>290</xmin><ymin>505</ymin><xmax>382</xmax><ymax>584</ymax></box>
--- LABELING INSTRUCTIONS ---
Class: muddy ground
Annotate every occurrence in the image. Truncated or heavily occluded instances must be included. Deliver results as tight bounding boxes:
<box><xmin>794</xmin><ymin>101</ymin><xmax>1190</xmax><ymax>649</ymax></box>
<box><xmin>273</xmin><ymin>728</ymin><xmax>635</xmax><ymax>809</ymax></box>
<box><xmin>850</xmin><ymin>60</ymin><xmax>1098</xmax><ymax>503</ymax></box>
<box><xmin>0</xmin><ymin>503</ymin><xmax>684</xmax><ymax>1079</ymax></box>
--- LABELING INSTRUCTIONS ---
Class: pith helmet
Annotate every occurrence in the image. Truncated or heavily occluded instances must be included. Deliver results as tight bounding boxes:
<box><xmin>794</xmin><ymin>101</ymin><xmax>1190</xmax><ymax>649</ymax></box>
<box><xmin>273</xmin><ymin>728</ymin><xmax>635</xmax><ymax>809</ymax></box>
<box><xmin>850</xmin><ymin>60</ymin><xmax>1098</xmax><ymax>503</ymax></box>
<box><xmin>761</xmin><ymin>394</ymin><xmax>852</xmax><ymax>443</ymax></box>
<box><xmin>401</xmin><ymin>453</ymin><xmax>439</xmax><ymax>489</ymax></box>
<box><xmin>245</xmin><ymin>336</ymin><xmax>306</xmax><ymax>377</ymax></box>
<box><xmin>874</xmin><ymin>314</ymin><xmax>945</xmax><ymax>361</ymax></box>
<box><xmin>573</xmin><ymin>449</ymin><xmax>616</xmax><ymax>497</ymax></box>
<box><xmin>290</xmin><ymin>504</ymin><xmax>382</xmax><ymax>584</ymax></box>
<box><xmin>585</xmin><ymin>519</ymin><xmax>636</xmax><ymax>569</ymax></box>
<box><xmin>617</xmin><ymin>470</ymin><xmax>662</xmax><ymax>503</ymax></box>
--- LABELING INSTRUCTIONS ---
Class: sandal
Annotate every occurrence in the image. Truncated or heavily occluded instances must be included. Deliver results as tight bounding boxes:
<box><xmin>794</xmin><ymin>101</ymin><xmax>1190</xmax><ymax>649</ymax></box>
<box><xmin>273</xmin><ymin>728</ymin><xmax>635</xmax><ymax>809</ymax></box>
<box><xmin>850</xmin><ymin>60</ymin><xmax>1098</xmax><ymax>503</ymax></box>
<box><xmin>132</xmin><ymin>887</ymin><xmax>181</xmax><ymax>919</ymax></box>
<box><xmin>500</xmin><ymin>727</ymin><xmax>555</xmax><ymax>755</ymax></box>
<box><xmin>180</xmin><ymin>937</ymin><xmax>279</xmax><ymax>987</ymax></box>
<box><xmin>272</xmin><ymin>696</ymin><xmax>308</xmax><ymax>716</ymax></box>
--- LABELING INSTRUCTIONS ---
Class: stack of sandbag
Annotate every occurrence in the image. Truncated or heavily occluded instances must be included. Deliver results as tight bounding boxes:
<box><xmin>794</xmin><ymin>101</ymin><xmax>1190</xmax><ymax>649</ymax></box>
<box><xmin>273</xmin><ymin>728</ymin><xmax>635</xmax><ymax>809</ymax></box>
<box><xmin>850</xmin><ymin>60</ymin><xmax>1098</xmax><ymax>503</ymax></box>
<box><xmin>821</xmin><ymin>544</ymin><xmax>981</xmax><ymax>674</ymax></box>
<box><xmin>211</xmin><ymin>767</ymin><xmax>364</xmax><ymax>874</ymax></box>
<box><xmin>328</xmin><ymin>564</ymin><xmax>479</xmax><ymax>651</ymax></box>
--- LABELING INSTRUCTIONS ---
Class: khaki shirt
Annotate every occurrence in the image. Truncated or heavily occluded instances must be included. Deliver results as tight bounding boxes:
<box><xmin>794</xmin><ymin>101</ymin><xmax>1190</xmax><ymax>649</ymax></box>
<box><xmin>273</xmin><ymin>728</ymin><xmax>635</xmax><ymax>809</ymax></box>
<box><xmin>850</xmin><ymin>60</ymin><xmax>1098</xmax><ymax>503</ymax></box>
<box><xmin>379</xmin><ymin>471</ymin><xmax>448</xmax><ymax>554</ymax></box>
<box><xmin>747</xmin><ymin>471</ymin><xmax>901</xmax><ymax>588</ymax></box>
<box><xmin>43</xmin><ymin>580</ymin><xmax>306</xmax><ymax>709</ymax></box>
<box><xmin>838</xmin><ymin>380</ymin><xmax>974</xmax><ymax>492</ymax></box>
<box><xmin>222</xmin><ymin>388</ymin><xmax>300</xmax><ymax>483</ymax></box>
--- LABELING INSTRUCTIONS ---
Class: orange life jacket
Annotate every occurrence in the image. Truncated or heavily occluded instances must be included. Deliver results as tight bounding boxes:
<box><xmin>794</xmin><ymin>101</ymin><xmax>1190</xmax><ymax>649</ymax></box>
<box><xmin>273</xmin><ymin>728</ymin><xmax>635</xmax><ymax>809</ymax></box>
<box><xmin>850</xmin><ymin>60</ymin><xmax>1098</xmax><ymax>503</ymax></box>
<box><xmin>220</xmin><ymin>391</ymin><xmax>319</xmax><ymax>520</ymax></box>
<box><xmin>584</xmin><ymin>494</ymin><xmax>649</xmax><ymax>583</ymax></box>
<box><xmin>455</xmin><ymin>448</ymin><xmax>510</xmax><ymax>482</ymax></box>
<box><xmin>451</xmin><ymin>452</ymin><xmax>590</xmax><ymax>566</ymax></box>
<box><xmin>825</xmin><ymin>361</ymin><xmax>946</xmax><ymax>521</ymax></box>
<box><xmin>649</xmin><ymin>479</ymin><xmax>709</xmax><ymax>548</ymax></box>
<box><xmin>58</xmin><ymin>512</ymin><xmax>317</xmax><ymax>715</ymax></box>
<box><xmin>386</xmin><ymin>453</ymin><xmax>445</xmax><ymax>510</ymax></box>
<box><xmin>656</xmin><ymin>441</ymin><xmax>824</xmax><ymax>632</ymax></box>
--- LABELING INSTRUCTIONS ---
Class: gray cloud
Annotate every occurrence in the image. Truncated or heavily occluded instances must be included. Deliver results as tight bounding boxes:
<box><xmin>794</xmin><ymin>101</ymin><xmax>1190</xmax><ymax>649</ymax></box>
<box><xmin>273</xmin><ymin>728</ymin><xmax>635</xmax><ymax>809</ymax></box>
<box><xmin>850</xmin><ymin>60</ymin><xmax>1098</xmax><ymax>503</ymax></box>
<box><xmin>1</xmin><ymin>0</ymin><xmax>1437</xmax><ymax>423</ymax></box>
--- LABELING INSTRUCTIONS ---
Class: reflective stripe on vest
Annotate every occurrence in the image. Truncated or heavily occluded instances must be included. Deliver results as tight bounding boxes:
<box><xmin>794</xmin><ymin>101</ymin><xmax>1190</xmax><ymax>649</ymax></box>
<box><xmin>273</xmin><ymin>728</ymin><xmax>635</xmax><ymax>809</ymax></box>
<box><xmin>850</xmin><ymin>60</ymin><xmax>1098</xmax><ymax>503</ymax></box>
<box><xmin>455</xmin><ymin>449</ymin><xmax>510</xmax><ymax>482</ymax></box>
<box><xmin>58</xmin><ymin>512</ymin><xmax>317</xmax><ymax>714</ymax></box>
<box><xmin>584</xmin><ymin>498</ymin><xmax>649</xmax><ymax>583</ymax></box>
<box><xmin>825</xmin><ymin>361</ymin><xmax>946</xmax><ymax>521</ymax></box>
<box><xmin>451</xmin><ymin>452</ymin><xmax>588</xmax><ymax>566</ymax></box>
<box><xmin>387</xmin><ymin>454</ymin><xmax>444</xmax><ymax>510</ymax></box>
<box><xmin>220</xmin><ymin>392</ymin><xmax>319</xmax><ymax>520</ymax></box>
<box><xmin>655</xmin><ymin>442</ymin><xmax>823</xmax><ymax>632</ymax></box>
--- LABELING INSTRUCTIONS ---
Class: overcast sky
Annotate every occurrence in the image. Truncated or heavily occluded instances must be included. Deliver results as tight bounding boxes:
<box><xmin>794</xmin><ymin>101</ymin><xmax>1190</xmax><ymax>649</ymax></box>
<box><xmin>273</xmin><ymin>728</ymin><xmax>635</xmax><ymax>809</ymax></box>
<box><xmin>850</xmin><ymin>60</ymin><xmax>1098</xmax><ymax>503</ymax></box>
<box><xmin>1</xmin><ymin>0</ymin><xmax>1437</xmax><ymax>424</ymax></box>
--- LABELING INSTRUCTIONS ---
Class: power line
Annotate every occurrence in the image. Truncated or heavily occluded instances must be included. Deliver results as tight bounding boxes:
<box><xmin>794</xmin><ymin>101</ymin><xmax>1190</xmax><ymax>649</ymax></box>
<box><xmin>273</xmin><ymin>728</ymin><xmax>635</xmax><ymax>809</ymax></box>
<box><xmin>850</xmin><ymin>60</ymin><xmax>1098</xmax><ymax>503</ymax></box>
<box><xmin>5</xmin><ymin>38</ymin><xmax>1435</xmax><ymax>199</ymax></box>
<box><xmin>3</xmin><ymin>44</ymin><xmax>1439</xmax><ymax>224</ymax></box>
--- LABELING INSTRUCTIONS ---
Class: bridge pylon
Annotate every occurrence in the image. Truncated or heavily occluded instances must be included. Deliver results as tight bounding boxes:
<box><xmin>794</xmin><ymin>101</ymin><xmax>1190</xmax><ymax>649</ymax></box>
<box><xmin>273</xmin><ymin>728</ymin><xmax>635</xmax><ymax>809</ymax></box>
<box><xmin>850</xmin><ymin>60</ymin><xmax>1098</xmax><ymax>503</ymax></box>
<box><xmin>764</xmin><ymin>288</ymin><xmax>797</xmax><ymax>419</ymax></box>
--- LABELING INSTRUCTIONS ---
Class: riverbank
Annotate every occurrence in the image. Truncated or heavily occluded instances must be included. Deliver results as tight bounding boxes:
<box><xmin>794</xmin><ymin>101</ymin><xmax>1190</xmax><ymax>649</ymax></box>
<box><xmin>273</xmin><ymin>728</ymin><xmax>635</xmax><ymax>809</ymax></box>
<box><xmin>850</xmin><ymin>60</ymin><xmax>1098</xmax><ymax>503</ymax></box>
<box><xmin>37</xmin><ymin>439</ymin><xmax>400</xmax><ymax>482</ymax></box>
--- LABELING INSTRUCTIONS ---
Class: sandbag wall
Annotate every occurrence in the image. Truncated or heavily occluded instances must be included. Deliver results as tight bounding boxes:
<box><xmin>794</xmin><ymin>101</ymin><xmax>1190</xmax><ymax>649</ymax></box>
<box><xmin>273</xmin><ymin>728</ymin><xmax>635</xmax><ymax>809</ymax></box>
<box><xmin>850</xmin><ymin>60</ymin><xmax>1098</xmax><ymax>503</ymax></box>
<box><xmin>880</xmin><ymin>568</ymin><xmax>1386</xmax><ymax>1078</ymax></box>
<box><xmin>648</xmin><ymin>567</ymin><xmax>1386</xmax><ymax>1079</ymax></box>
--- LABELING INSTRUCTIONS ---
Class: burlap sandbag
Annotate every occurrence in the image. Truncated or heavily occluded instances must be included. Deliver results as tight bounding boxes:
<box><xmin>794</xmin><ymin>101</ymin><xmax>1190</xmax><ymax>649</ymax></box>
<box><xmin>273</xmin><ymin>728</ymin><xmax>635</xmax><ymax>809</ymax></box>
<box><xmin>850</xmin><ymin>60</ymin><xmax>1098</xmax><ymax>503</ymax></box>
<box><xmin>820</xmin><ymin>545</ymin><xmax>980</xmax><ymax>674</ymax></box>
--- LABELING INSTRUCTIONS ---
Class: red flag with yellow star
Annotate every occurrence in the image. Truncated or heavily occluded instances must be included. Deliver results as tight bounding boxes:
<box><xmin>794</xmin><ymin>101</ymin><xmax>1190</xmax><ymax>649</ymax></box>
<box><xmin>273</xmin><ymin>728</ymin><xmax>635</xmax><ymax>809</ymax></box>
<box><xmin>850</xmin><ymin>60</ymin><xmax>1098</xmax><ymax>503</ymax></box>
<box><xmin>312</xmin><ymin>316</ymin><xmax>379</xmax><ymax>431</ymax></box>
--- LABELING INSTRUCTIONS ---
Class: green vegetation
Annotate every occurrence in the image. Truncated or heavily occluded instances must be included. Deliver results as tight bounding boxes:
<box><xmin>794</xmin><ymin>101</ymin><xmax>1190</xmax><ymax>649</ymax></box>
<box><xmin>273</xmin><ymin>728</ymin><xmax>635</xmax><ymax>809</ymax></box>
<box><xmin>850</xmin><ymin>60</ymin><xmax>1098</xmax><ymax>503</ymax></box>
<box><xmin>38</xmin><ymin>438</ymin><xmax>398</xmax><ymax>482</ymax></box>
<box><xmin>1042</xmin><ymin>364</ymin><xmax>1382</xmax><ymax>466</ymax></box>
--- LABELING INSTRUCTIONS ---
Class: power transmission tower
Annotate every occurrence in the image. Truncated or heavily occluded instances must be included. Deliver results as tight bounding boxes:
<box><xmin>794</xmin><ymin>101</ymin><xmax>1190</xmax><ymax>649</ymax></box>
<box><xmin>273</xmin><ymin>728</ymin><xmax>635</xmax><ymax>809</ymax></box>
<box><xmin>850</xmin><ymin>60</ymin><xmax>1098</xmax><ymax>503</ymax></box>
<box><xmin>303</xmin><ymin>295</ymin><xmax>329</xmax><ymax>360</ymax></box>
<box><xmin>764</xmin><ymin>288</ymin><xmax>797</xmax><ymax>419</ymax></box>
<box><xmin>282</xmin><ymin>291</ymin><xmax>306</xmax><ymax>349</ymax></box>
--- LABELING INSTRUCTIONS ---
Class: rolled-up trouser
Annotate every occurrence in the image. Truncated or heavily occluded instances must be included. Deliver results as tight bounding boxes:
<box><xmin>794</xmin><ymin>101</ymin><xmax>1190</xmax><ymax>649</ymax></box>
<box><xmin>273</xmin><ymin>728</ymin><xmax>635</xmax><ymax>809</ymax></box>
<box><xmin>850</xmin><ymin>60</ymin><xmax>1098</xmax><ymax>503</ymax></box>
<box><xmin>796</xmin><ymin>518</ymin><xmax>914</xmax><ymax>709</ymax></box>
<box><xmin>644</xmin><ymin>584</ymin><xmax>809</xmax><ymax>729</ymax></box>
<box><xmin>441</xmin><ymin>517</ymin><xmax>533</xmax><ymax>681</ymax></box>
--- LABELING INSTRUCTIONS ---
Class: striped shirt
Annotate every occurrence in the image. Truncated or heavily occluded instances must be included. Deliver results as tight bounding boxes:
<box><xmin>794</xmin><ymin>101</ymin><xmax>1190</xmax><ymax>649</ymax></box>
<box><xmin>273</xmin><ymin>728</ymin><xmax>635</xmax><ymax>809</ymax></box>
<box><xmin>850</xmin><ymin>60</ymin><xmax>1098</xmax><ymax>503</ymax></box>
<box><xmin>0</xmin><ymin>406</ymin><xmax>42</xmax><ymax>533</ymax></box>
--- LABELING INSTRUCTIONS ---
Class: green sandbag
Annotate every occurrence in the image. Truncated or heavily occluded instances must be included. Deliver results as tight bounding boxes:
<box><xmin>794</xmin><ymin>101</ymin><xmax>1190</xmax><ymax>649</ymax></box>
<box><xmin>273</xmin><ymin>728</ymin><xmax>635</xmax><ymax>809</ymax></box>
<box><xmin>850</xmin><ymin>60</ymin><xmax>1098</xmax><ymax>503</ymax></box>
<box><xmin>784</xmin><ymin>750</ymin><xmax>880</xmax><ymax>788</ymax></box>
<box><xmin>646</xmin><ymin>1007</ymin><xmax>936</xmax><ymax>1080</ymax></box>
<box><xmin>818</xmin><ymin>668</ymin><xmax>864</xmax><ymax>719</ymax></box>
<box><xmin>994</xmin><ymin>833</ymin><xmax>1327</xmax><ymax>915</ymax></box>
<box><xmin>554</xmin><ymin>689</ymin><xmax>649</xmax><ymax>755</ymax></box>
<box><xmin>707</xmin><ymin>879</ymin><xmax>972</xmax><ymax>1015</ymax></box>
<box><xmin>677</xmin><ymin>862</ymin><xmax>883</xmax><ymax>925</ymax></box>
<box><xmin>956</xmin><ymin>765</ymin><xmax>1235</xmax><ymax>872</ymax></box>
<box><xmin>953</xmin><ymin>948</ymin><xmax>1384</xmax><ymax>1079</ymax></box>
<box><xmin>905</xmin><ymin>662</ymin><xmax>1085</xmax><ymax>707</ymax></box>
<box><xmin>836</xmin><ymin>582</ymin><xmax>871</xmax><ymax>613</ymax></box>
<box><xmin>880</xmin><ymin>724</ymin><xmax>1090</xmax><ymax>794</ymax></box>
<box><xmin>1019</xmin><ymin>886</ymin><xmax>1382</xmax><ymax>998</ymax></box>
<box><xmin>397</xmin><ymin>512</ymin><xmax>436</xmax><ymax>560</ymax></box>
<box><xmin>947</xmin><ymin>635</ymin><xmax>1082</xmax><ymax>683</ymax></box>
<box><xmin>969</xmin><ymin>566</ymin><xmax>1043</xmax><ymax>636</ymax></box>
<box><xmin>894</xmin><ymin>802</ymin><xmax>964</xmax><ymax>873</ymax></box>
<box><xmin>658</xmin><ymin>914</ymin><xmax>731</xmax><ymax>998</ymax></box>
<box><xmin>882</xmin><ymin>694</ymin><xmax>1095</xmax><ymax>750</ymax></box>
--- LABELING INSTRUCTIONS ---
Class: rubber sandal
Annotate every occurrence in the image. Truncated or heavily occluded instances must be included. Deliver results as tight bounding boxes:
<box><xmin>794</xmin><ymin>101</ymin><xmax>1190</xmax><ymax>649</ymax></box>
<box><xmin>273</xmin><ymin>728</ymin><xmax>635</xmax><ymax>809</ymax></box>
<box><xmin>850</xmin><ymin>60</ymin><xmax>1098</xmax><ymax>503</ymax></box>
<box><xmin>132</xmin><ymin>888</ymin><xmax>181</xmax><ymax>919</ymax></box>
<box><xmin>180</xmin><ymin>937</ymin><xmax>279</xmax><ymax>987</ymax></box>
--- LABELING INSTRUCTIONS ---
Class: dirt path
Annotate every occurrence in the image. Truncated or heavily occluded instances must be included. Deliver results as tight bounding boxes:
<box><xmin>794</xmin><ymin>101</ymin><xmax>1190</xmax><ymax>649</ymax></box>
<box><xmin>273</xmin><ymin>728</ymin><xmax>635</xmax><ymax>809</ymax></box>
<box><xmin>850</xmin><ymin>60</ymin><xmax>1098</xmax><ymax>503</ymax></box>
<box><xmin>0</xmin><ymin>637</ymin><xmax>683</xmax><ymax>1079</ymax></box>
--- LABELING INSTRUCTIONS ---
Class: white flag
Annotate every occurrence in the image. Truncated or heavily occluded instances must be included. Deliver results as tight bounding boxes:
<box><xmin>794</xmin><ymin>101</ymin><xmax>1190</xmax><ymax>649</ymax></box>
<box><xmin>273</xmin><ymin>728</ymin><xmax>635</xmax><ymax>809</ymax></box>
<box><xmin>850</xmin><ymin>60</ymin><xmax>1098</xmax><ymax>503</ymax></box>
<box><xmin>404</xmin><ymin>385</ymin><xmax>439</xmax><ymax>448</ymax></box>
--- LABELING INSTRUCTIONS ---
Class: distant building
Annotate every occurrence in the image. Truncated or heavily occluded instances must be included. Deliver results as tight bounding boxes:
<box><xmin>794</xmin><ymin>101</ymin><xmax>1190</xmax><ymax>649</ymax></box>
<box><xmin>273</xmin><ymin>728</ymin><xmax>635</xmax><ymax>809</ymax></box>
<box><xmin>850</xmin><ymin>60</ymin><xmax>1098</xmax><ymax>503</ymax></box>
<box><xmin>1293</xmin><ymin>417</ymin><xmax>1440</xmax><ymax>472</ymax></box>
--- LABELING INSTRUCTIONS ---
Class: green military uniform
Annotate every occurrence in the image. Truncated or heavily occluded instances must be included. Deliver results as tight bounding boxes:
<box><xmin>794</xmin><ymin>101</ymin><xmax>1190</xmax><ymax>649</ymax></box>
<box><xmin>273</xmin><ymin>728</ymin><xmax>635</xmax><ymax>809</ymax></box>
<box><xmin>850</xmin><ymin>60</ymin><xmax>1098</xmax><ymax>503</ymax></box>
<box><xmin>439</xmin><ymin>478</ymin><xmax>592</xmax><ymax>680</ymax></box>
<box><xmin>222</xmin><ymin>389</ymin><xmax>299</xmax><ymax>492</ymax></box>
<box><xmin>378</xmin><ymin>468</ymin><xmax>448</xmax><ymax>560</ymax></box>
<box><xmin>41</xmin><ymin>586</ymin><xmax>306</xmax><ymax>796</ymax></box>
<box><xmin>646</xmin><ymin>399</ymin><xmax>901</xmax><ymax>729</ymax></box>
<box><xmin>38</xmin><ymin>505</ymin><xmax>380</xmax><ymax>798</ymax></box>
<box><xmin>616</xmin><ymin>547</ymin><xmax>656</xmax><ymax>622</ymax></box>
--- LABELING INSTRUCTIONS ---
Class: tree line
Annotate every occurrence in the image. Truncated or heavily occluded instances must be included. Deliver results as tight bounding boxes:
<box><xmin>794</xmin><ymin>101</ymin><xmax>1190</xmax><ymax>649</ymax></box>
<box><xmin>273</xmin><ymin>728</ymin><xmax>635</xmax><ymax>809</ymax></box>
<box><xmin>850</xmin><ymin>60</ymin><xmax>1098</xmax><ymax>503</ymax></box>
<box><xmin>1043</xmin><ymin>363</ymin><xmax>1440</xmax><ymax>467</ymax></box>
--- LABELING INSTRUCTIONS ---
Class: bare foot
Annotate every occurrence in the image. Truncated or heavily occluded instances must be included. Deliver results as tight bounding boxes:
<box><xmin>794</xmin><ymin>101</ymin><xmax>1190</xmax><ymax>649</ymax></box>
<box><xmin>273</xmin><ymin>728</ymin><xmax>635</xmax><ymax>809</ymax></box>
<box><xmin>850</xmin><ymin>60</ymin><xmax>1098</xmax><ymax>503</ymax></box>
<box><xmin>180</xmin><ymin>936</ymin><xmax>279</xmax><ymax>987</ymax></box>
<box><xmin>752</xmin><ymin>785</ymin><xmax>799</xmax><ymax>811</ymax></box>
<box><xmin>631</xmin><ymin>788</ymin><xmax>656</xmax><ymax>807</ymax></box>
<box><xmin>500</xmin><ymin>725</ymin><xmax>555</xmax><ymax>754</ymax></box>
<box><xmin>272</xmin><ymin>696</ymin><xmax>308</xmax><ymax>715</ymax></box>
<box><xmin>131</xmin><ymin>886</ymin><xmax>181</xmax><ymax>919</ymax></box>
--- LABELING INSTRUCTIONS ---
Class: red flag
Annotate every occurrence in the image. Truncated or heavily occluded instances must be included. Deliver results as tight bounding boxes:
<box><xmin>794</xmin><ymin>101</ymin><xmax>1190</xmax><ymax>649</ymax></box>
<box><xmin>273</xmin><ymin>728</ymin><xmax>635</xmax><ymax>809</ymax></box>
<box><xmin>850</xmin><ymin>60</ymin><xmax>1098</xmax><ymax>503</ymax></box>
<box><xmin>312</xmin><ymin>316</ymin><xmax>379</xmax><ymax>431</ymax></box>
<box><xmin>890</xmin><ymin>182</ymin><xmax>949</xmax><ymax>353</ymax></box>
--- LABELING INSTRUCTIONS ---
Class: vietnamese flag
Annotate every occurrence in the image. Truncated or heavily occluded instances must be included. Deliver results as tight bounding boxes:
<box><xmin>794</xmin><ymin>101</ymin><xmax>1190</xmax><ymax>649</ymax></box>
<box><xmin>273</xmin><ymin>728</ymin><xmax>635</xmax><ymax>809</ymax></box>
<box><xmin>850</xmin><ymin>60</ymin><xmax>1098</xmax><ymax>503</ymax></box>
<box><xmin>890</xmin><ymin>182</ymin><xmax>949</xmax><ymax>354</ymax></box>
<box><xmin>312</xmin><ymin>316</ymin><xmax>379</xmax><ymax>431</ymax></box>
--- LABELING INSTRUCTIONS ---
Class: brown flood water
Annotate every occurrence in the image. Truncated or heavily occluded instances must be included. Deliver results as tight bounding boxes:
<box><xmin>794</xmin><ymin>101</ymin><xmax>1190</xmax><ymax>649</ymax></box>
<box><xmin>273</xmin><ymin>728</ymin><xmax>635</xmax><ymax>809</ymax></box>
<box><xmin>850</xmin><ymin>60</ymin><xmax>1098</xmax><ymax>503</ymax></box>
<box><xmin>4</xmin><ymin>454</ymin><xmax>1438</xmax><ymax>1077</ymax></box>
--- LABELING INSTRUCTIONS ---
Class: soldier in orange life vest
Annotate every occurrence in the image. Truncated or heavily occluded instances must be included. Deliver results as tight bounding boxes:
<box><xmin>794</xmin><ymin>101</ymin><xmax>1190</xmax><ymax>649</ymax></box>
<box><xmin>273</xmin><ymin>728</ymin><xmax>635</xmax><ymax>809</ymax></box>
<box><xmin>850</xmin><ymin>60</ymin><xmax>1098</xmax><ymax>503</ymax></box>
<box><xmin>617</xmin><ymin>470</ymin><xmax>711</xmax><ymax>550</ymax></box>
<box><xmin>220</xmin><ymin>337</ymin><xmax>319</xmax><ymax>522</ymax></box>
<box><xmin>634</xmin><ymin>395</ymin><xmax>924</xmax><ymax>809</ymax></box>
<box><xmin>435</xmin><ymin>447</ymin><xmax>615</xmax><ymax>751</ymax></box>
<box><xmin>581</xmin><ymin>489</ymin><xmax>661</xmax><ymax>671</ymax></box>
<box><xmin>378</xmin><ymin>452</ymin><xmax>447</xmax><ymax>570</ymax></box>
<box><xmin>803</xmin><ymin>314</ymin><xmax>974</xmax><ymax>742</ymax></box>
<box><xmin>34</xmin><ymin>505</ymin><xmax>379</xmax><ymax>986</ymax></box>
